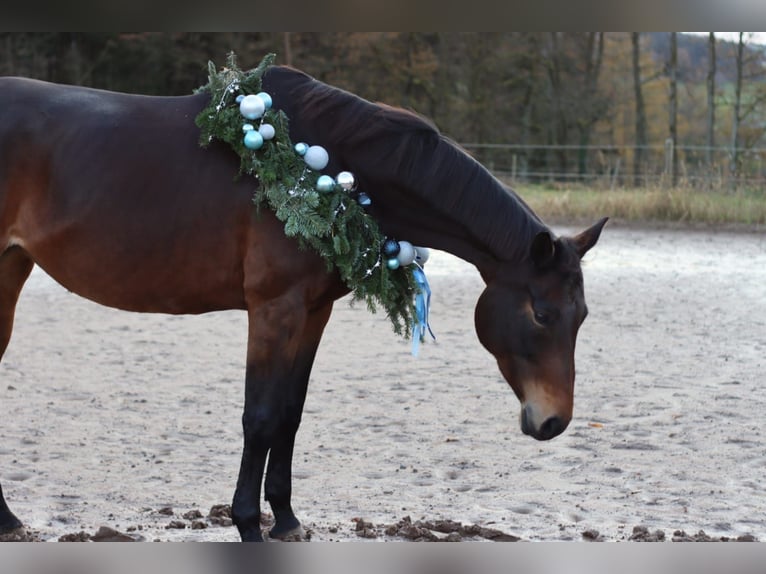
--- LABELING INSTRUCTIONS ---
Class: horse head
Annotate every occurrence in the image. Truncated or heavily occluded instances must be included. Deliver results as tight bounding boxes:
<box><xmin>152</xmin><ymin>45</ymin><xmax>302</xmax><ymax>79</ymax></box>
<box><xmin>474</xmin><ymin>218</ymin><xmax>607</xmax><ymax>441</ymax></box>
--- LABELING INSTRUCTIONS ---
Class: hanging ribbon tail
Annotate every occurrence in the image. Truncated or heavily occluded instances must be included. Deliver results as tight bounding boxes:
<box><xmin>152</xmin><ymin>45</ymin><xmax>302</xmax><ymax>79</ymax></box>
<box><xmin>411</xmin><ymin>264</ymin><xmax>435</xmax><ymax>357</ymax></box>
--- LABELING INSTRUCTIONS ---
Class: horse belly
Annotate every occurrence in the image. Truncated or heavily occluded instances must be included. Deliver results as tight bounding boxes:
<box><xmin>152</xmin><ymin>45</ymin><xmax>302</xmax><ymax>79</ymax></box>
<box><xmin>24</xmin><ymin>230</ymin><xmax>249</xmax><ymax>314</ymax></box>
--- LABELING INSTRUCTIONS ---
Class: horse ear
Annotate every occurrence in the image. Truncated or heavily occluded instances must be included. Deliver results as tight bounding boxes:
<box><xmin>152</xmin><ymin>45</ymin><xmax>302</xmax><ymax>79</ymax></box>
<box><xmin>530</xmin><ymin>231</ymin><xmax>556</xmax><ymax>268</ymax></box>
<box><xmin>572</xmin><ymin>217</ymin><xmax>608</xmax><ymax>259</ymax></box>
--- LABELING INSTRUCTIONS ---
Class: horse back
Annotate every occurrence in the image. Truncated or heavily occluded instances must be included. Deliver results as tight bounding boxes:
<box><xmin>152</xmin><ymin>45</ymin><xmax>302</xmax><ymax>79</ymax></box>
<box><xmin>0</xmin><ymin>77</ymin><xmax>336</xmax><ymax>314</ymax></box>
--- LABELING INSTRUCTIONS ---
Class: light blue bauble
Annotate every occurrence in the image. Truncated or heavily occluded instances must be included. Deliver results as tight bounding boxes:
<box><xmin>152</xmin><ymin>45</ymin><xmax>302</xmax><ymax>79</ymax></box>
<box><xmin>236</xmin><ymin>94</ymin><xmax>245</xmax><ymax>103</ymax></box>
<box><xmin>255</xmin><ymin>91</ymin><xmax>273</xmax><ymax>109</ymax></box>
<box><xmin>239</xmin><ymin>94</ymin><xmax>265</xmax><ymax>120</ymax></box>
<box><xmin>294</xmin><ymin>142</ymin><xmax>309</xmax><ymax>156</ymax></box>
<box><xmin>304</xmin><ymin>145</ymin><xmax>329</xmax><ymax>171</ymax></box>
<box><xmin>414</xmin><ymin>246</ymin><xmax>430</xmax><ymax>265</ymax></box>
<box><xmin>357</xmin><ymin>192</ymin><xmax>372</xmax><ymax>206</ymax></box>
<box><xmin>396</xmin><ymin>241</ymin><xmax>416</xmax><ymax>266</ymax></box>
<box><xmin>387</xmin><ymin>258</ymin><xmax>400</xmax><ymax>270</ymax></box>
<box><xmin>258</xmin><ymin>123</ymin><xmax>276</xmax><ymax>140</ymax></box>
<box><xmin>316</xmin><ymin>174</ymin><xmax>335</xmax><ymax>193</ymax></box>
<box><xmin>242</xmin><ymin>123</ymin><xmax>255</xmax><ymax>132</ymax></box>
<box><xmin>243</xmin><ymin>130</ymin><xmax>264</xmax><ymax>150</ymax></box>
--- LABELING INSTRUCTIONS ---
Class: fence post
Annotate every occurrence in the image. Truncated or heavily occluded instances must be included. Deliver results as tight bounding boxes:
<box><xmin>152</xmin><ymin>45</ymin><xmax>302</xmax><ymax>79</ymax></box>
<box><xmin>664</xmin><ymin>138</ymin><xmax>674</xmax><ymax>187</ymax></box>
<box><xmin>511</xmin><ymin>154</ymin><xmax>517</xmax><ymax>183</ymax></box>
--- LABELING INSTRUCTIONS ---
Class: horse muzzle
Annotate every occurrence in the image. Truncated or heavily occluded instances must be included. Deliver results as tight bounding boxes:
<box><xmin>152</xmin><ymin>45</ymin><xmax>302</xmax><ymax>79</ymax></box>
<box><xmin>520</xmin><ymin>403</ymin><xmax>569</xmax><ymax>441</ymax></box>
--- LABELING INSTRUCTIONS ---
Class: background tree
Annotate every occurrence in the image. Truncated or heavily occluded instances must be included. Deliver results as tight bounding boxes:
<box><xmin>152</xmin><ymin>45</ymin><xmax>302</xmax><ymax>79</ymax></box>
<box><xmin>632</xmin><ymin>33</ymin><xmax>648</xmax><ymax>186</ymax></box>
<box><xmin>731</xmin><ymin>32</ymin><xmax>745</xmax><ymax>180</ymax></box>
<box><xmin>668</xmin><ymin>32</ymin><xmax>679</xmax><ymax>186</ymax></box>
<box><xmin>575</xmin><ymin>32</ymin><xmax>605</xmax><ymax>177</ymax></box>
<box><xmin>706</xmin><ymin>33</ymin><xmax>716</xmax><ymax>169</ymax></box>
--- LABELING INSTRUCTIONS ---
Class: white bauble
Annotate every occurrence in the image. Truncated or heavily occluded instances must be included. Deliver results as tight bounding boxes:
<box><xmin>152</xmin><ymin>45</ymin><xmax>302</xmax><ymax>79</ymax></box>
<box><xmin>304</xmin><ymin>145</ymin><xmax>329</xmax><ymax>171</ymax></box>
<box><xmin>414</xmin><ymin>247</ymin><xmax>430</xmax><ymax>265</ymax></box>
<box><xmin>239</xmin><ymin>94</ymin><xmax>265</xmax><ymax>120</ymax></box>
<box><xmin>258</xmin><ymin>123</ymin><xmax>276</xmax><ymax>140</ymax></box>
<box><xmin>396</xmin><ymin>241</ymin><xmax>416</xmax><ymax>266</ymax></box>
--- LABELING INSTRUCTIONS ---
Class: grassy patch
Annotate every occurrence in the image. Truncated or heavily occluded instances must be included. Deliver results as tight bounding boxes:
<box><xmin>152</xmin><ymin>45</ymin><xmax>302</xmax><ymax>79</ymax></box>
<box><xmin>511</xmin><ymin>183</ymin><xmax>766</xmax><ymax>227</ymax></box>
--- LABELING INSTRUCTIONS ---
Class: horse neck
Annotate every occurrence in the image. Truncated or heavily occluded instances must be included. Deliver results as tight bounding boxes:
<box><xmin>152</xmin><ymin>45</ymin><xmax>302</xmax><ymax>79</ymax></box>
<box><xmin>365</xmin><ymin>136</ymin><xmax>549</xmax><ymax>279</ymax></box>
<box><xmin>263</xmin><ymin>66</ymin><xmax>548</xmax><ymax>280</ymax></box>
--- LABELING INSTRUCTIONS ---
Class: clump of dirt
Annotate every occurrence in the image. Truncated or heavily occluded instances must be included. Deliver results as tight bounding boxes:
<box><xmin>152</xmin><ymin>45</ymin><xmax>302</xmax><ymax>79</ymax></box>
<box><xmin>629</xmin><ymin>525</ymin><xmax>666</xmax><ymax>541</ymax></box>
<box><xmin>165</xmin><ymin>520</ymin><xmax>187</xmax><ymax>530</ymax></box>
<box><xmin>353</xmin><ymin>518</ymin><xmax>379</xmax><ymax>539</ymax></box>
<box><xmin>582</xmin><ymin>529</ymin><xmax>604</xmax><ymax>541</ymax></box>
<box><xmin>58</xmin><ymin>525</ymin><xmax>141</xmax><ymax>542</ymax></box>
<box><xmin>0</xmin><ymin>527</ymin><xmax>42</xmax><ymax>542</ymax></box>
<box><xmin>671</xmin><ymin>529</ymin><xmax>757</xmax><ymax>542</ymax></box>
<box><xmin>58</xmin><ymin>531</ymin><xmax>92</xmax><ymax>542</ymax></box>
<box><xmin>355</xmin><ymin>516</ymin><xmax>519</xmax><ymax>542</ymax></box>
<box><xmin>627</xmin><ymin>526</ymin><xmax>758</xmax><ymax>542</ymax></box>
<box><xmin>208</xmin><ymin>504</ymin><xmax>233</xmax><ymax>527</ymax></box>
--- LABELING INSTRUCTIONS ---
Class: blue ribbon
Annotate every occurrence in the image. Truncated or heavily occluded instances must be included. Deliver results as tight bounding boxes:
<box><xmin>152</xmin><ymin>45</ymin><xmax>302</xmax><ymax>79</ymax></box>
<box><xmin>411</xmin><ymin>264</ymin><xmax>435</xmax><ymax>356</ymax></box>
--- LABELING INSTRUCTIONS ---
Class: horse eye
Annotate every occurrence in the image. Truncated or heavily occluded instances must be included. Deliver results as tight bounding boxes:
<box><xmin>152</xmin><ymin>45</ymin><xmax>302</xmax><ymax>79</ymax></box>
<box><xmin>533</xmin><ymin>310</ymin><xmax>550</xmax><ymax>326</ymax></box>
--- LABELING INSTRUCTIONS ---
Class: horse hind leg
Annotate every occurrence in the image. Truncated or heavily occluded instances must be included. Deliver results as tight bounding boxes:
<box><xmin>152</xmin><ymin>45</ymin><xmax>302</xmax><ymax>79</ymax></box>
<box><xmin>0</xmin><ymin>246</ymin><xmax>34</xmax><ymax>534</ymax></box>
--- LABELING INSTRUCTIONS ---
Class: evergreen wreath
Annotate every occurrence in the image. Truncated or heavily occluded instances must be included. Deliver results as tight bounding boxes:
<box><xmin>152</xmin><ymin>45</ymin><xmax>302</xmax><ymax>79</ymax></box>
<box><xmin>194</xmin><ymin>53</ymin><xmax>421</xmax><ymax>337</ymax></box>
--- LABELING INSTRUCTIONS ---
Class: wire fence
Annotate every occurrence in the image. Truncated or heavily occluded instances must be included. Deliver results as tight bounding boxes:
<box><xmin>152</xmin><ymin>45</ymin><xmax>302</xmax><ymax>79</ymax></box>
<box><xmin>461</xmin><ymin>141</ymin><xmax>766</xmax><ymax>190</ymax></box>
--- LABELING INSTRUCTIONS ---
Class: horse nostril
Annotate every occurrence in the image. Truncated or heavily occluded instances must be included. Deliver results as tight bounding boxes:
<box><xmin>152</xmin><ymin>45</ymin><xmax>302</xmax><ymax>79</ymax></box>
<box><xmin>538</xmin><ymin>415</ymin><xmax>565</xmax><ymax>441</ymax></box>
<box><xmin>521</xmin><ymin>405</ymin><xmax>568</xmax><ymax>440</ymax></box>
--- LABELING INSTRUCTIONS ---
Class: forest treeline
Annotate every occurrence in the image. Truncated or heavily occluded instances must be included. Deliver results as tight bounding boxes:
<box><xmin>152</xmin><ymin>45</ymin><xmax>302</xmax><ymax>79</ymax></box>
<box><xmin>2</xmin><ymin>32</ymin><xmax>765</xmax><ymax>184</ymax></box>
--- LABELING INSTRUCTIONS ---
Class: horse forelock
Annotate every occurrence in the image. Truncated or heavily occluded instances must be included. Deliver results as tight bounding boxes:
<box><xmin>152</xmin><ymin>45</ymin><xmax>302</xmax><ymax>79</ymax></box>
<box><xmin>267</xmin><ymin>65</ymin><xmax>548</xmax><ymax>265</ymax></box>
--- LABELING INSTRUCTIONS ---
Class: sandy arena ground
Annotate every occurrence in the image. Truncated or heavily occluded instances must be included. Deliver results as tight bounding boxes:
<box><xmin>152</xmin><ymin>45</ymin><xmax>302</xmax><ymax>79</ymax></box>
<box><xmin>1</xmin><ymin>225</ymin><xmax>765</xmax><ymax>542</ymax></box>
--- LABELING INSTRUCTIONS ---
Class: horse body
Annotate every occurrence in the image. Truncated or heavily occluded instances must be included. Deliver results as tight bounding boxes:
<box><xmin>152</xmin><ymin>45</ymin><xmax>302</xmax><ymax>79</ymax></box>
<box><xmin>0</xmin><ymin>67</ymin><xmax>605</xmax><ymax>541</ymax></box>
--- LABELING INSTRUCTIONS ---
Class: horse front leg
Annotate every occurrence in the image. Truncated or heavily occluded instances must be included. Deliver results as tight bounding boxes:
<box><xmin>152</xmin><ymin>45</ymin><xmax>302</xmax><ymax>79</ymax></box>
<box><xmin>264</xmin><ymin>302</ymin><xmax>332</xmax><ymax>539</ymax></box>
<box><xmin>232</xmin><ymin>295</ymin><xmax>333</xmax><ymax>542</ymax></box>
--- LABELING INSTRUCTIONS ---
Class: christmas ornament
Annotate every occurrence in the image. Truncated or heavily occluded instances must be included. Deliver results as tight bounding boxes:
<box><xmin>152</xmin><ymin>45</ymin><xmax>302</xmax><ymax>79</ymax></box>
<box><xmin>414</xmin><ymin>247</ymin><xmax>430</xmax><ymax>265</ymax></box>
<box><xmin>243</xmin><ymin>130</ymin><xmax>264</xmax><ymax>150</ymax></box>
<box><xmin>336</xmin><ymin>171</ymin><xmax>356</xmax><ymax>191</ymax></box>
<box><xmin>357</xmin><ymin>192</ymin><xmax>372</xmax><ymax>206</ymax></box>
<box><xmin>387</xmin><ymin>258</ymin><xmax>400</xmax><ymax>270</ymax></box>
<box><xmin>382</xmin><ymin>239</ymin><xmax>400</xmax><ymax>257</ymax></box>
<box><xmin>236</xmin><ymin>94</ymin><xmax>245</xmax><ymax>103</ymax></box>
<box><xmin>258</xmin><ymin>124</ymin><xmax>276</xmax><ymax>140</ymax></box>
<box><xmin>304</xmin><ymin>145</ymin><xmax>329</xmax><ymax>171</ymax></box>
<box><xmin>316</xmin><ymin>175</ymin><xmax>335</xmax><ymax>193</ymax></box>
<box><xmin>396</xmin><ymin>241</ymin><xmax>416</xmax><ymax>266</ymax></box>
<box><xmin>255</xmin><ymin>91</ymin><xmax>273</xmax><ymax>109</ymax></box>
<box><xmin>294</xmin><ymin>142</ymin><xmax>308</xmax><ymax>156</ymax></box>
<box><xmin>242</xmin><ymin>123</ymin><xmax>255</xmax><ymax>132</ymax></box>
<box><xmin>239</xmin><ymin>94</ymin><xmax>265</xmax><ymax>120</ymax></box>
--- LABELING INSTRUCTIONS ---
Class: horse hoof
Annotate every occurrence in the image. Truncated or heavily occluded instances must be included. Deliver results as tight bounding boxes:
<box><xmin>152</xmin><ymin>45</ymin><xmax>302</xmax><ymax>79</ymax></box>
<box><xmin>269</xmin><ymin>522</ymin><xmax>305</xmax><ymax>541</ymax></box>
<box><xmin>239</xmin><ymin>528</ymin><xmax>265</xmax><ymax>542</ymax></box>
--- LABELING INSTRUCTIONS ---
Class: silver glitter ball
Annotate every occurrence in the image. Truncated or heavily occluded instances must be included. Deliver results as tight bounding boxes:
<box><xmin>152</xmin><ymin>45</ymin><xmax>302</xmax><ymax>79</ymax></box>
<box><xmin>336</xmin><ymin>171</ymin><xmax>356</xmax><ymax>191</ymax></box>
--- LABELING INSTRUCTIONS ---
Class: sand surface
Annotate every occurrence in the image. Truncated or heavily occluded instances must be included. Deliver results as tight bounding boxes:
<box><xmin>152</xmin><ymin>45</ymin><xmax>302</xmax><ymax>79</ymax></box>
<box><xmin>1</xmin><ymin>225</ymin><xmax>765</xmax><ymax>542</ymax></box>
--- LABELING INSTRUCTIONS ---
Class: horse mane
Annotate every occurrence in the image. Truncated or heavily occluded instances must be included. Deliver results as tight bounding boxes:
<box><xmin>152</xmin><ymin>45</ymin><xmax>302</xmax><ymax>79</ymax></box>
<box><xmin>264</xmin><ymin>65</ymin><xmax>549</xmax><ymax>264</ymax></box>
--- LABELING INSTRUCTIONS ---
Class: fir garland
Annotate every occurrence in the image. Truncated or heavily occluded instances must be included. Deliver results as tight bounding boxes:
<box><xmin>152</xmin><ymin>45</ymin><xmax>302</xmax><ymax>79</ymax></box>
<box><xmin>195</xmin><ymin>53</ymin><xmax>418</xmax><ymax>337</ymax></box>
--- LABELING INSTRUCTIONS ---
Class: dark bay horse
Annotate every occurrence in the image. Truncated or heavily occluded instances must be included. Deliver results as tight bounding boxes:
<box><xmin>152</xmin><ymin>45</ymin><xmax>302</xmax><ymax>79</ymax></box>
<box><xmin>0</xmin><ymin>64</ymin><xmax>606</xmax><ymax>541</ymax></box>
